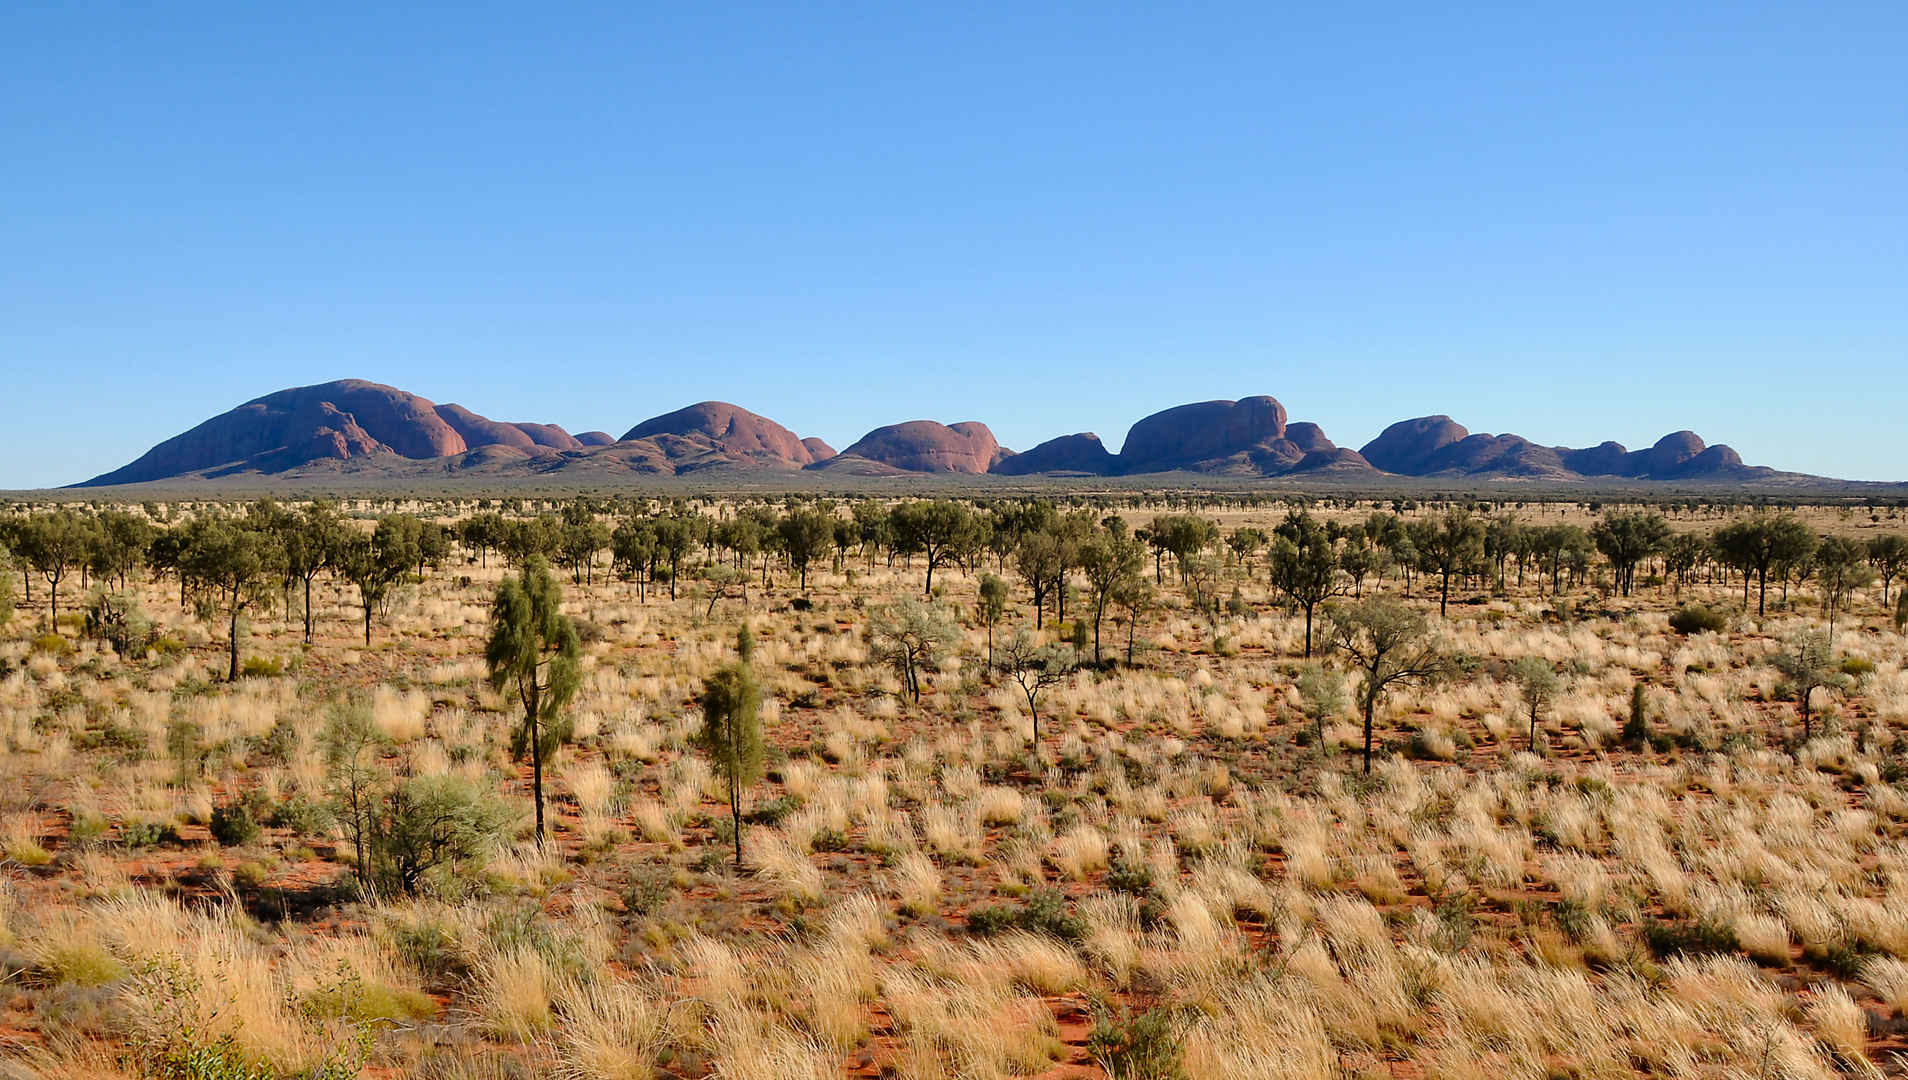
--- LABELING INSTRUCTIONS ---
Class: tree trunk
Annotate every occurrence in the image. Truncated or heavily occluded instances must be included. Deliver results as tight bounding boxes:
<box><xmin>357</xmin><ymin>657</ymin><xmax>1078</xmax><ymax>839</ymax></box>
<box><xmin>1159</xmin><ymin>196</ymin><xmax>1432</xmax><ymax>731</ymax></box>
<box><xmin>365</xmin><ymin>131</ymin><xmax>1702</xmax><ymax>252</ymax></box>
<box><xmin>528</xmin><ymin>680</ymin><xmax>545</xmax><ymax>843</ymax></box>
<box><xmin>731</xmin><ymin>777</ymin><xmax>743</xmax><ymax>870</ymax></box>
<box><xmin>229</xmin><ymin>606</ymin><xmax>241</xmax><ymax>681</ymax></box>
<box><xmin>1362</xmin><ymin>693</ymin><xmax>1376</xmax><ymax>774</ymax></box>
<box><xmin>304</xmin><ymin>576</ymin><xmax>315</xmax><ymax>643</ymax></box>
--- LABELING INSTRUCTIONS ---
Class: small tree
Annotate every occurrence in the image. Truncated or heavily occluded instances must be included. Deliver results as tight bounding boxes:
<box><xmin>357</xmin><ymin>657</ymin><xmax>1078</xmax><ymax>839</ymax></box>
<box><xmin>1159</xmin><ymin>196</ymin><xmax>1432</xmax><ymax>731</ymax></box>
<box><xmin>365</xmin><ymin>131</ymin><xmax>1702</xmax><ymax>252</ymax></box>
<box><xmin>1869</xmin><ymin>533</ymin><xmax>1908</xmax><ymax>607</ymax></box>
<box><xmin>1326</xmin><ymin>598</ymin><xmax>1448</xmax><ymax>773</ymax></box>
<box><xmin>1294</xmin><ymin>662</ymin><xmax>1346</xmax><ymax>748</ymax></box>
<box><xmin>867</xmin><ymin>596</ymin><xmax>959</xmax><ymax>701</ymax></box>
<box><xmin>890</xmin><ymin>500</ymin><xmax>978</xmax><ymax>597</ymax></box>
<box><xmin>778</xmin><ymin>508</ymin><xmax>834</xmax><ymax>592</ymax></box>
<box><xmin>1769</xmin><ymin>631</ymin><xmax>1849</xmax><ymax>740</ymax></box>
<box><xmin>1712</xmin><ymin>513</ymin><xmax>1816</xmax><ymax>616</ymax></box>
<box><xmin>1815</xmin><ymin>536</ymin><xmax>1875</xmax><ymax>633</ymax></box>
<box><xmin>375</xmin><ymin>775</ymin><xmax>515</xmax><ymax>895</ymax></box>
<box><xmin>996</xmin><ymin>625</ymin><xmax>1076</xmax><ymax>745</ymax></box>
<box><xmin>697</xmin><ymin>627</ymin><xmax>766</xmax><ymax>870</ymax></box>
<box><xmin>1408</xmin><ymin>510</ymin><xmax>1486</xmax><ymax>616</ymax></box>
<box><xmin>18</xmin><ymin>509</ymin><xmax>93</xmax><ymax>630</ymax></box>
<box><xmin>1509</xmin><ymin>655</ymin><xmax>1561</xmax><ymax>752</ymax></box>
<box><xmin>485</xmin><ymin>556</ymin><xmax>582</xmax><ymax>843</ymax></box>
<box><xmin>1078</xmin><ymin>523</ymin><xmax>1144</xmax><ymax>665</ymax></box>
<box><xmin>324</xmin><ymin>701</ymin><xmax>388</xmax><ymax>888</ymax></box>
<box><xmin>1268</xmin><ymin>512</ymin><xmax>1342</xmax><ymax>657</ymax></box>
<box><xmin>1623</xmin><ymin>682</ymin><xmax>1650</xmax><ymax>745</ymax></box>
<box><xmin>977</xmin><ymin>573</ymin><xmax>1009</xmax><ymax>666</ymax></box>
<box><xmin>1589</xmin><ymin>512</ymin><xmax>1673</xmax><ymax>596</ymax></box>
<box><xmin>180</xmin><ymin>514</ymin><xmax>284</xmax><ymax>681</ymax></box>
<box><xmin>334</xmin><ymin>523</ymin><xmax>413</xmax><ymax>646</ymax></box>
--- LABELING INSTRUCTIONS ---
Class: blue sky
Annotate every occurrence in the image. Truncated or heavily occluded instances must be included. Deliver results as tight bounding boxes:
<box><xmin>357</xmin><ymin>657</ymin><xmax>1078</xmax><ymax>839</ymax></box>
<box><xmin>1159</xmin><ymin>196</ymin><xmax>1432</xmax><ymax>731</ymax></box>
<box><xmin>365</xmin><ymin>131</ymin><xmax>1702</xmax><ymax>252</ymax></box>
<box><xmin>3</xmin><ymin>4</ymin><xmax>1903</xmax><ymax>487</ymax></box>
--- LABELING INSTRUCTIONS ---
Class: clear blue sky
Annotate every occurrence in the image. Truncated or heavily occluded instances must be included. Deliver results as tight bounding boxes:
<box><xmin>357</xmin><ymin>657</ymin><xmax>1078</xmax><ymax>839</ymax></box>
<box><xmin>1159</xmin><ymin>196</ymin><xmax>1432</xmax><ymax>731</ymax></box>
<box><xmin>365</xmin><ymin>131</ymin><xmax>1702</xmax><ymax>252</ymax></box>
<box><xmin>3</xmin><ymin>4</ymin><xmax>1904</xmax><ymax>488</ymax></box>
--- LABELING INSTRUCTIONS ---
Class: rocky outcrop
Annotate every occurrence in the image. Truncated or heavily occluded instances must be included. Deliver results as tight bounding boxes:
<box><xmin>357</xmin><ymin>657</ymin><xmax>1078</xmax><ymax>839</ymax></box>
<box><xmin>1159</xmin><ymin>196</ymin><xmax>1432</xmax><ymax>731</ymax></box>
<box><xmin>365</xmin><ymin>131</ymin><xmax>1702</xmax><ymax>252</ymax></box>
<box><xmin>622</xmin><ymin>402</ymin><xmax>818</xmax><ymax>467</ymax></box>
<box><xmin>82</xmin><ymin>380</ymin><xmax>466</xmax><ymax>485</ymax></box>
<box><xmin>1359</xmin><ymin>418</ymin><xmax>1761</xmax><ymax>480</ymax></box>
<box><xmin>73</xmin><ymin>379</ymin><xmax>1798</xmax><ymax>488</ymax></box>
<box><xmin>829</xmin><ymin>421</ymin><xmax>1010</xmax><ymax>475</ymax></box>
<box><xmin>991</xmin><ymin>433</ymin><xmax>1118</xmax><ymax>476</ymax></box>
<box><xmin>433</xmin><ymin>403</ymin><xmax>538</xmax><ymax>451</ymax></box>
<box><xmin>1117</xmin><ymin>397</ymin><xmax>1290</xmax><ymax>473</ymax></box>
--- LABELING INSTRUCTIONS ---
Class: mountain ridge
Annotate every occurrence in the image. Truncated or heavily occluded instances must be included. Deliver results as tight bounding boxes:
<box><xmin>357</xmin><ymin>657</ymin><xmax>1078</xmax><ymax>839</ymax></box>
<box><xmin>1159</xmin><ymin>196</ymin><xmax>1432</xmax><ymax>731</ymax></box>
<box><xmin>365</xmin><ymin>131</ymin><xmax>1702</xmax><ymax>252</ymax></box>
<box><xmin>72</xmin><ymin>379</ymin><xmax>1813</xmax><ymax>488</ymax></box>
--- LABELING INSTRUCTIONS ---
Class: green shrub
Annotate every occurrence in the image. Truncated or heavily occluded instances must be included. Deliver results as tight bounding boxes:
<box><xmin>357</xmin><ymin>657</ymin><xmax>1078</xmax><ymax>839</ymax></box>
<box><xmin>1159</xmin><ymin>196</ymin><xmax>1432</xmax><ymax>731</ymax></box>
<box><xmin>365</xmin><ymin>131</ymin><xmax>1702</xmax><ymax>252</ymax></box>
<box><xmin>1106</xmin><ymin>857</ymin><xmax>1156</xmax><ymax>897</ymax></box>
<box><xmin>267</xmin><ymin>792</ymin><xmax>334</xmax><ymax>837</ymax></box>
<box><xmin>370</xmin><ymin>774</ymin><xmax>515</xmax><ymax>895</ymax></box>
<box><xmin>1843</xmin><ymin>656</ymin><xmax>1876</xmax><ymax>677</ymax></box>
<box><xmin>1641</xmin><ymin>915</ymin><xmax>1736</xmax><ymax>958</ymax></box>
<box><xmin>1668</xmin><ymin>605</ymin><xmax>1727</xmax><ymax>635</ymax></box>
<box><xmin>122</xmin><ymin>820</ymin><xmax>181</xmax><ymax>849</ymax></box>
<box><xmin>965</xmin><ymin>889</ymin><xmax>1086</xmax><ymax>941</ymax></box>
<box><xmin>622</xmin><ymin>869</ymin><xmax>672</xmax><ymax>917</ymax></box>
<box><xmin>208</xmin><ymin>802</ymin><xmax>261</xmax><ymax>848</ymax></box>
<box><xmin>83</xmin><ymin>590</ymin><xmax>154</xmax><ymax>655</ymax></box>
<box><xmin>1088</xmin><ymin>1007</ymin><xmax>1186</xmax><ymax>1080</ymax></box>
<box><xmin>32</xmin><ymin>633</ymin><xmax>70</xmax><ymax>657</ymax></box>
<box><xmin>240</xmin><ymin>656</ymin><xmax>282</xmax><ymax>678</ymax></box>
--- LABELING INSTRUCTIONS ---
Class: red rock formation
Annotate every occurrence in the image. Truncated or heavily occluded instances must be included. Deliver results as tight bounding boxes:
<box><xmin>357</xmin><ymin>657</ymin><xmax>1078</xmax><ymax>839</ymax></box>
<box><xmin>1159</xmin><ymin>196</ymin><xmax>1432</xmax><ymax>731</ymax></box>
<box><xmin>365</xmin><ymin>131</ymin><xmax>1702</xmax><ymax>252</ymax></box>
<box><xmin>621</xmin><ymin>402</ymin><xmax>817</xmax><ymax>466</ymax></box>
<box><xmin>83</xmin><ymin>380</ymin><xmax>465</xmax><ymax>486</ymax></box>
<box><xmin>990</xmin><ymin>433</ymin><xmax>1116</xmax><ymax>476</ymax></box>
<box><xmin>833</xmin><ymin>421</ymin><xmax>1009</xmax><ymax>474</ymax></box>
<box><xmin>1116</xmin><ymin>397</ymin><xmax>1291</xmax><ymax>473</ymax></box>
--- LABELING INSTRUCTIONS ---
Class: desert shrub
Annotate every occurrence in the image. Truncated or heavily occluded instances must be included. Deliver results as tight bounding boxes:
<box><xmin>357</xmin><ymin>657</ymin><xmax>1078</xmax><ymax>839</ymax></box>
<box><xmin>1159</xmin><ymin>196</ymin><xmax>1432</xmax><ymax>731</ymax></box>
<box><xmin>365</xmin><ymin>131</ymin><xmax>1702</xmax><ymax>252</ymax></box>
<box><xmin>268</xmin><ymin>793</ymin><xmax>334</xmax><ymax>837</ymax></box>
<box><xmin>622</xmin><ymin>868</ymin><xmax>672</xmax><ymax>917</ymax></box>
<box><xmin>1089</xmin><ymin>1007</ymin><xmax>1186</xmax><ymax>1080</ymax></box>
<box><xmin>1641</xmin><ymin>915</ymin><xmax>1736</xmax><ymax>959</ymax></box>
<box><xmin>371</xmin><ymin>774</ymin><xmax>515</xmax><ymax>895</ymax></box>
<box><xmin>1106</xmin><ymin>856</ymin><xmax>1156</xmax><ymax>897</ymax></box>
<box><xmin>208</xmin><ymin>802</ymin><xmax>262</xmax><ymax>848</ymax></box>
<box><xmin>745</xmin><ymin>794</ymin><xmax>798</xmax><ymax>825</ymax></box>
<box><xmin>1668</xmin><ymin>605</ymin><xmax>1727</xmax><ymax>635</ymax></box>
<box><xmin>83</xmin><ymin>589</ymin><xmax>154</xmax><ymax>655</ymax></box>
<box><xmin>1843</xmin><ymin>656</ymin><xmax>1876</xmax><ymax>677</ymax></box>
<box><xmin>32</xmin><ymin>632</ymin><xmax>71</xmax><ymax>656</ymax></box>
<box><xmin>966</xmin><ymin>889</ymin><xmax>1086</xmax><ymax>941</ymax></box>
<box><xmin>123</xmin><ymin>820</ymin><xmax>181</xmax><ymax>849</ymax></box>
<box><xmin>240</xmin><ymin>656</ymin><xmax>283</xmax><ymax>678</ymax></box>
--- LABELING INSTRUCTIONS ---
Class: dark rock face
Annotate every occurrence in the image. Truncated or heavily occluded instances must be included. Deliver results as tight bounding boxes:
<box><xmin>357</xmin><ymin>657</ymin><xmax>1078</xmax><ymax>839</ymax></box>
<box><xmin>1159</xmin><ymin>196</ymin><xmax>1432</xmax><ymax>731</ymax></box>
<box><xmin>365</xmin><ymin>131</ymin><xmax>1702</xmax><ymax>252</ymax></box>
<box><xmin>1361</xmin><ymin>417</ymin><xmax>1758</xmax><ymax>480</ymax></box>
<box><xmin>991</xmin><ymin>433</ymin><xmax>1118</xmax><ymax>476</ymax></box>
<box><xmin>833</xmin><ymin>421</ymin><xmax>1009</xmax><ymax>474</ymax></box>
<box><xmin>622</xmin><ymin>402</ymin><xmax>817</xmax><ymax>466</ymax></box>
<box><xmin>1357</xmin><ymin>416</ymin><xmax>1472</xmax><ymax>474</ymax></box>
<box><xmin>1117</xmin><ymin>396</ymin><xmax>1289</xmax><ymax>473</ymax></box>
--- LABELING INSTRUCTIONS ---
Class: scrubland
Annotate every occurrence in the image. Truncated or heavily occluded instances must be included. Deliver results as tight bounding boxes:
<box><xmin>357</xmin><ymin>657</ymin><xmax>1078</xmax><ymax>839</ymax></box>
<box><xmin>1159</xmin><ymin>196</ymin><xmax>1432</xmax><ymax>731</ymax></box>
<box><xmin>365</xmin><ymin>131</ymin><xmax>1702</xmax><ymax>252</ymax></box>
<box><xmin>2</xmin><ymin>495</ymin><xmax>1908</xmax><ymax>1080</ymax></box>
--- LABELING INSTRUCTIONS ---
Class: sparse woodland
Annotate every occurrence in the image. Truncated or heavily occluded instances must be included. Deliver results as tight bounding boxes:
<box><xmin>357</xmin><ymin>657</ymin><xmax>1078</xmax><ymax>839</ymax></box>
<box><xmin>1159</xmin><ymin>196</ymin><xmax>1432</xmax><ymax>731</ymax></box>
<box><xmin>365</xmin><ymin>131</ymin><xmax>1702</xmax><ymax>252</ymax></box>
<box><xmin>3</xmin><ymin>491</ymin><xmax>1908</xmax><ymax>1079</ymax></box>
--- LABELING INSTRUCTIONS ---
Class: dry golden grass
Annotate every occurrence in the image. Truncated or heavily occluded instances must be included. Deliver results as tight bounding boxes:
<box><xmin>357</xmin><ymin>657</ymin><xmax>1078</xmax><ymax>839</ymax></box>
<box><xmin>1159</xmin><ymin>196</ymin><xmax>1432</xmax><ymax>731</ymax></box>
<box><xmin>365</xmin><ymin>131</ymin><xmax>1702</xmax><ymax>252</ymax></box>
<box><xmin>3</xmin><ymin>495</ymin><xmax>1908</xmax><ymax>1077</ymax></box>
